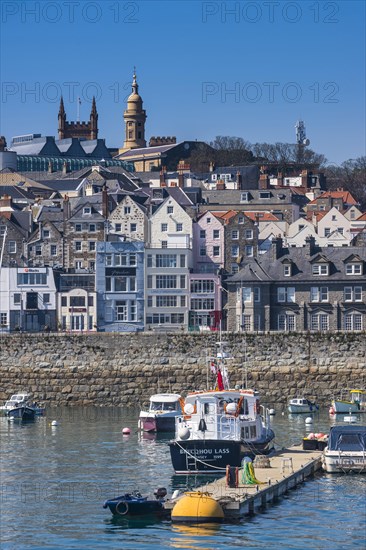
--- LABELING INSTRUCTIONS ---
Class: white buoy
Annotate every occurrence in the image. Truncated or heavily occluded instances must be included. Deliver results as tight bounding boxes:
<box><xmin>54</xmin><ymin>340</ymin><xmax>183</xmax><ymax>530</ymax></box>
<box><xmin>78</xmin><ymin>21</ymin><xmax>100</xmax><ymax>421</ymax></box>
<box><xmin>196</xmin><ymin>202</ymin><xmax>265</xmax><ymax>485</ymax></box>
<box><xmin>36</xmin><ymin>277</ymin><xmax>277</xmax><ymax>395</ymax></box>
<box><xmin>122</xmin><ymin>427</ymin><xmax>131</xmax><ymax>435</ymax></box>
<box><xmin>305</xmin><ymin>417</ymin><xmax>313</xmax><ymax>424</ymax></box>
<box><xmin>51</xmin><ymin>420</ymin><xmax>58</xmax><ymax>426</ymax></box>
<box><xmin>269</xmin><ymin>409</ymin><xmax>276</xmax><ymax>416</ymax></box>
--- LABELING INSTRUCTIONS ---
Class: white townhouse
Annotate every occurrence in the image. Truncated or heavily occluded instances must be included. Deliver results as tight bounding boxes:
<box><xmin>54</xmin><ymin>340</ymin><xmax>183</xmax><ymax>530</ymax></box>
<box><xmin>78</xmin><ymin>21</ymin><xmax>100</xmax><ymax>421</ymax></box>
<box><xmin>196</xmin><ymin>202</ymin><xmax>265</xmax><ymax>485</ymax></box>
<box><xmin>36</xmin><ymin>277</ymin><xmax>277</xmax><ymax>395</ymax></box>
<box><xmin>0</xmin><ymin>267</ymin><xmax>57</xmax><ymax>332</ymax></box>
<box><xmin>146</xmin><ymin>193</ymin><xmax>194</xmax><ymax>330</ymax></box>
<box><xmin>317</xmin><ymin>207</ymin><xmax>352</xmax><ymax>240</ymax></box>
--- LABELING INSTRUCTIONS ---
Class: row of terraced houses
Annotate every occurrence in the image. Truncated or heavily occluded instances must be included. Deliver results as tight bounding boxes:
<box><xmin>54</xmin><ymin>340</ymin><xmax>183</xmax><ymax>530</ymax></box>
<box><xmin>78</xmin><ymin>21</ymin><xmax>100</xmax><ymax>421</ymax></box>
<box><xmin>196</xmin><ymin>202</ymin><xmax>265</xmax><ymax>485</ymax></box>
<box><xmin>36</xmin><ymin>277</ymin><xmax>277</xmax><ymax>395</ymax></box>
<box><xmin>0</xmin><ymin>165</ymin><xmax>365</xmax><ymax>333</ymax></box>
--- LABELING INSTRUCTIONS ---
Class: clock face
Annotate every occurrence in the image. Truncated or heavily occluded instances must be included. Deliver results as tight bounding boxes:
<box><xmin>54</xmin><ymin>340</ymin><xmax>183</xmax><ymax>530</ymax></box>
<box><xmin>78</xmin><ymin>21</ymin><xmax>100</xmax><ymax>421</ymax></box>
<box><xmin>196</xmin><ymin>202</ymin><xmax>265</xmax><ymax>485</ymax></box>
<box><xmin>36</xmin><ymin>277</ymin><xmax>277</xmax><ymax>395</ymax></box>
<box><xmin>184</xmin><ymin>143</ymin><xmax>190</xmax><ymax>150</ymax></box>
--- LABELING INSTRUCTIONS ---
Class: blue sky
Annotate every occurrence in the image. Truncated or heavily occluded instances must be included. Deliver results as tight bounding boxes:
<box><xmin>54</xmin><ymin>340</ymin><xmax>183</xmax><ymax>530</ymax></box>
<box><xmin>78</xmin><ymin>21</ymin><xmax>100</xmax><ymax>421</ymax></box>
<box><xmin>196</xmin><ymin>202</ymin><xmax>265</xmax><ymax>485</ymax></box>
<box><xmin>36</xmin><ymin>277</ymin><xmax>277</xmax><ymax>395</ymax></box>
<box><xmin>1</xmin><ymin>0</ymin><xmax>365</xmax><ymax>164</ymax></box>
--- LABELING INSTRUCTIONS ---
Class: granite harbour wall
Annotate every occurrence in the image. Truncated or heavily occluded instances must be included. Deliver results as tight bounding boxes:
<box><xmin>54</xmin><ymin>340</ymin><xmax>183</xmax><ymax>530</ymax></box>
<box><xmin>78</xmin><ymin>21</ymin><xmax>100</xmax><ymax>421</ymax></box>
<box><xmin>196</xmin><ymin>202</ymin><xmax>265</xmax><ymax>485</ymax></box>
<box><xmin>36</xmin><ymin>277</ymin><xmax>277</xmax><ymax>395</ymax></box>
<box><xmin>0</xmin><ymin>332</ymin><xmax>365</xmax><ymax>408</ymax></box>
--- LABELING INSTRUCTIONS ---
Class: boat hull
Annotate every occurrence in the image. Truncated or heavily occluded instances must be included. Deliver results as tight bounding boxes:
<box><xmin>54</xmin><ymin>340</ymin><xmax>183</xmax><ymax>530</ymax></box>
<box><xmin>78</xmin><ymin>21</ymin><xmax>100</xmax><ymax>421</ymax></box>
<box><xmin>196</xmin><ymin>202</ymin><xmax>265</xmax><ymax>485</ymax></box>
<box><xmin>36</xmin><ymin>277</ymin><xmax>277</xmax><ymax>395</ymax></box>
<box><xmin>7</xmin><ymin>406</ymin><xmax>36</xmax><ymax>421</ymax></box>
<box><xmin>139</xmin><ymin>414</ymin><xmax>178</xmax><ymax>432</ymax></box>
<box><xmin>288</xmin><ymin>404</ymin><xmax>316</xmax><ymax>414</ymax></box>
<box><xmin>103</xmin><ymin>497</ymin><xmax>166</xmax><ymax>517</ymax></box>
<box><xmin>322</xmin><ymin>453</ymin><xmax>366</xmax><ymax>473</ymax></box>
<box><xmin>169</xmin><ymin>434</ymin><xmax>275</xmax><ymax>474</ymax></box>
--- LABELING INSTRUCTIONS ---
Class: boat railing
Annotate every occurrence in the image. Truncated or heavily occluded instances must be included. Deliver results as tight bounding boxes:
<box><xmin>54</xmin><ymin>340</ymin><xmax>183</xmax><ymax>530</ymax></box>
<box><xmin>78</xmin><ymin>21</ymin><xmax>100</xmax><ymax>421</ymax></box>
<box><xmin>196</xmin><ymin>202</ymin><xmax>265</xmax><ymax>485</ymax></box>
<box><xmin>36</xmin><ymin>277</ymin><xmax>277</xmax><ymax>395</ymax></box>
<box><xmin>218</xmin><ymin>414</ymin><xmax>240</xmax><ymax>440</ymax></box>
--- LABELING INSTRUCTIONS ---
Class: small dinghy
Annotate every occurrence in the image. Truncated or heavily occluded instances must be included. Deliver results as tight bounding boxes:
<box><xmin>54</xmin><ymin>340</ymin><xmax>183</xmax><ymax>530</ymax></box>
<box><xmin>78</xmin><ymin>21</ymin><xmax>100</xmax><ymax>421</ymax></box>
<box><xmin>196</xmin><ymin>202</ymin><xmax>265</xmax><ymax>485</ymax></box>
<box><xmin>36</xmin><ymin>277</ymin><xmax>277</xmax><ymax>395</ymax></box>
<box><xmin>103</xmin><ymin>488</ymin><xmax>168</xmax><ymax>517</ymax></box>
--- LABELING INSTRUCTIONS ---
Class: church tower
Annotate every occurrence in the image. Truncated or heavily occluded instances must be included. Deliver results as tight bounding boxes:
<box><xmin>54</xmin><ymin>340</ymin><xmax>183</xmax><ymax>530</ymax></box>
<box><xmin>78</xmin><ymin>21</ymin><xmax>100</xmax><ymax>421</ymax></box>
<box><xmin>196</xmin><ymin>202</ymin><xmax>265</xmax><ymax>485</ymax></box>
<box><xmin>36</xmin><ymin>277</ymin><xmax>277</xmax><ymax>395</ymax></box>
<box><xmin>120</xmin><ymin>70</ymin><xmax>147</xmax><ymax>153</ymax></box>
<box><xmin>57</xmin><ymin>96</ymin><xmax>99</xmax><ymax>140</ymax></box>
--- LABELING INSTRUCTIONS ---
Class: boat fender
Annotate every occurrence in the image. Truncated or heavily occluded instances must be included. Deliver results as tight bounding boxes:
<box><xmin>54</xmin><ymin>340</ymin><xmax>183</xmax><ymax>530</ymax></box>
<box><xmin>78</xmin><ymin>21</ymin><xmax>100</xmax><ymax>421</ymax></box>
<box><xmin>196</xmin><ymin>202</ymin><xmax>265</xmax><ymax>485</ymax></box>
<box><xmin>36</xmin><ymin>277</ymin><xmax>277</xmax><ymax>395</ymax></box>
<box><xmin>198</xmin><ymin>418</ymin><xmax>207</xmax><ymax>432</ymax></box>
<box><xmin>178</xmin><ymin>426</ymin><xmax>190</xmax><ymax>440</ymax></box>
<box><xmin>116</xmin><ymin>500</ymin><xmax>129</xmax><ymax>516</ymax></box>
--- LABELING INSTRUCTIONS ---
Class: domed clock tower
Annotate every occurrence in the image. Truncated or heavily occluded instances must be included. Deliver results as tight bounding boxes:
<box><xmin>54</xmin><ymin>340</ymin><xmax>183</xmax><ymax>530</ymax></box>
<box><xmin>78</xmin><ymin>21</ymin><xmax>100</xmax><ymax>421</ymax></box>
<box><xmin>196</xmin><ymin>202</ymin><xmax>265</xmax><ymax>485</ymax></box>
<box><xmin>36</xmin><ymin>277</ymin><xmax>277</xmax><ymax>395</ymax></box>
<box><xmin>119</xmin><ymin>70</ymin><xmax>147</xmax><ymax>153</ymax></box>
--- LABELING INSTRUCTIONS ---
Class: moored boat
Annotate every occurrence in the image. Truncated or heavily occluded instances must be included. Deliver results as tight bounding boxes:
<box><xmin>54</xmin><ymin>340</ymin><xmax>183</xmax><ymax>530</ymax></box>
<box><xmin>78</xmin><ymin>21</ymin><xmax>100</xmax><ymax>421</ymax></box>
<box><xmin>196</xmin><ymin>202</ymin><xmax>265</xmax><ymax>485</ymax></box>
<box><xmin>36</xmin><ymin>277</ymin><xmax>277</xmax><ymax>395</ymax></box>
<box><xmin>103</xmin><ymin>488</ymin><xmax>168</xmax><ymax>517</ymax></box>
<box><xmin>169</xmin><ymin>388</ymin><xmax>275</xmax><ymax>474</ymax></box>
<box><xmin>0</xmin><ymin>392</ymin><xmax>45</xmax><ymax>416</ymax></box>
<box><xmin>288</xmin><ymin>398</ymin><xmax>318</xmax><ymax>414</ymax></box>
<box><xmin>322</xmin><ymin>424</ymin><xmax>366</xmax><ymax>473</ymax></box>
<box><xmin>138</xmin><ymin>393</ymin><xmax>182</xmax><ymax>432</ymax></box>
<box><xmin>331</xmin><ymin>390</ymin><xmax>366</xmax><ymax>414</ymax></box>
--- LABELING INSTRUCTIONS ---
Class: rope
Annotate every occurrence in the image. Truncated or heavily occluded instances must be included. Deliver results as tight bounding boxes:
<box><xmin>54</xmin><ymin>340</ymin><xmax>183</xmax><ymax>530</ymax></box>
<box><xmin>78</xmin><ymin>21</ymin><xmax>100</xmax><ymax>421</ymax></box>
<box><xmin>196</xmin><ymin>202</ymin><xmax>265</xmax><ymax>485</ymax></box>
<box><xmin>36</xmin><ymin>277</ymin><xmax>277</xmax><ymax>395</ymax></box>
<box><xmin>240</xmin><ymin>460</ymin><xmax>264</xmax><ymax>485</ymax></box>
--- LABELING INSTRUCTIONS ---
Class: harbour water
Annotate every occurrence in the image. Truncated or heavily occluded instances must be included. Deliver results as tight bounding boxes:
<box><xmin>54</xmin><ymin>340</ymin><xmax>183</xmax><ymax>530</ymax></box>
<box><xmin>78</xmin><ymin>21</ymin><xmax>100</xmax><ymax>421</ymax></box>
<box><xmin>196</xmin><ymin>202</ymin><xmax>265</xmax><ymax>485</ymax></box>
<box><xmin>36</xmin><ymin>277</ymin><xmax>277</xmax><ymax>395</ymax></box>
<box><xmin>1</xmin><ymin>407</ymin><xmax>365</xmax><ymax>549</ymax></box>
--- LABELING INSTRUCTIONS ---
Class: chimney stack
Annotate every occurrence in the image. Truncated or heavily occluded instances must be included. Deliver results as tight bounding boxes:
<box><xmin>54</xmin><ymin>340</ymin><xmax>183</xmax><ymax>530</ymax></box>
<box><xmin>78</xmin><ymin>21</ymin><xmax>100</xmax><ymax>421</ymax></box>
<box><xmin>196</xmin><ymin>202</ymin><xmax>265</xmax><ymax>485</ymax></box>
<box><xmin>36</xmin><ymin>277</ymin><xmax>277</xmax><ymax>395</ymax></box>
<box><xmin>305</xmin><ymin>235</ymin><xmax>316</xmax><ymax>257</ymax></box>
<box><xmin>160</xmin><ymin>166</ymin><xmax>166</xmax><ymax>187</ymax></box>
<box><xmin>236</xmin><ymin>170</ymin><xmax>242</xmax><ymax>190</ymax></box>
<box><xmin>271</xmin><ymin>236</ymin><xmax>282</xmax><ymax>261</ymax></box>
<box><xmin>63</xmin><ymin>195</ymin><xmax>70</xmax><ymax>221</ymax></box>
<box><xmin>259</xmin><ymin>173</ymin><xmax>269</xmax><ymax>189</ymax></box>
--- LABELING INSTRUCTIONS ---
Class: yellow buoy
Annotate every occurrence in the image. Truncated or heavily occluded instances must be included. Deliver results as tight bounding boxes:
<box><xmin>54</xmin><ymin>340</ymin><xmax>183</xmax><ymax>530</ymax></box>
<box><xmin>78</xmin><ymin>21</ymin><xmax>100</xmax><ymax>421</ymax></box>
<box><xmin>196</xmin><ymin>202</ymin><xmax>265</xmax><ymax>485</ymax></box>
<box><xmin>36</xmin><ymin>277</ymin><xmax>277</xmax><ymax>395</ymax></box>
<box><xmin>171</xmin><ymin>492</ymin><xmax>224</xmax><ymax>523</ymax></box>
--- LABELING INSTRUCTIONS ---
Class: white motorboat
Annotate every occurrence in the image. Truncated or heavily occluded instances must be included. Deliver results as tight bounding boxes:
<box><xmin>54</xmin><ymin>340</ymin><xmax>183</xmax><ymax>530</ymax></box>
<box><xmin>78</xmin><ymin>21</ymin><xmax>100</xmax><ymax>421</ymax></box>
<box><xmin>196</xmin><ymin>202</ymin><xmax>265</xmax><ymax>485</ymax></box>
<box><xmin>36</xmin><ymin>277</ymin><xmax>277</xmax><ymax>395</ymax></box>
<box><xmin>0</xmin><ymin>392</ymin><xmax>45</xmax><ymax>416</ymax></box>
<box><xmin>169</xmin><ymin>388</ymin><xmax>275</xmax><ymax>474</ymax></box>
<box><xmin>288</xmin><ymin>398</ymin><xmax>318</xmax><ymax>414</ymax></box>
<box><xmin>138</xmin><ymin>393</ymin><xmax>182</xmax><ymax>432</ymax></box>
<box><xmin>331</xmin><ymin>389</ymin><xmax>366</xmax><ymax>414</ymax></box>
<box><xmin>322</xmin><ymin>424</ymin><xmax>366</xmax><ymax>473</ymax></box>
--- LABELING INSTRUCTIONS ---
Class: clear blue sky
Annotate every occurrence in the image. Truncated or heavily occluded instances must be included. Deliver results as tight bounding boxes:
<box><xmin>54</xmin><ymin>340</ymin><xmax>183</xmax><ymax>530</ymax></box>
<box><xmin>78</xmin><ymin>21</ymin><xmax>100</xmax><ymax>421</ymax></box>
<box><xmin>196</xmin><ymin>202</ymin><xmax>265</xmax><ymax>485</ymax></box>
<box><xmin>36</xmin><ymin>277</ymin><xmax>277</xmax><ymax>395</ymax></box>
<box><xmin>1</xmin><ymin>0</ymin><xmax>365</xmax><ymax>164</ymax></box>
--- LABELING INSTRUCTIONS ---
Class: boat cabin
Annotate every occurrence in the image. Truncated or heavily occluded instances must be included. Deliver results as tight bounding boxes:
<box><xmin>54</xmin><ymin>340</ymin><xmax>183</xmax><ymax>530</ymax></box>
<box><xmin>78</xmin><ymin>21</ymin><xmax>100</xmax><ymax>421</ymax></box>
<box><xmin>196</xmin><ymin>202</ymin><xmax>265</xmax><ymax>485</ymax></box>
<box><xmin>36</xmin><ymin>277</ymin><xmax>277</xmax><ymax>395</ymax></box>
<box><xmin>289</xmin><ymin>398</ymin><xmax>312</xmax><ymax>406</ymax></box>
<box><xmin>2</xmin><ymin>393</ymin><xmax>30</xmax><ymax>409</ymax></box>
<box><xmin>178</xmin><ymin>390</ymin><xmax>262</xmax><ymax>442</ymax></box>
<box><xmin>350</xmin><ymin>390</ymin><xmax>366</xmax><ymax>406</ymax></box>
<box><xmin>149</xmin><ymin>394</ymin><xmax>182</xmax><ymax>412</ymax></box>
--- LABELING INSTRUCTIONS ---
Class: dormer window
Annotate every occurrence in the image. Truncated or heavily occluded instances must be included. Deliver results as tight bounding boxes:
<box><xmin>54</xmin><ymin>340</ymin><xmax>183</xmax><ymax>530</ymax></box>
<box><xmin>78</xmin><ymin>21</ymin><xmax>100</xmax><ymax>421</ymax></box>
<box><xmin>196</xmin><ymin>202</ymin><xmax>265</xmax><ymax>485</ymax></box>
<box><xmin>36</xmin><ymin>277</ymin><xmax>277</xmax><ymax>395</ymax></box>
<box><xmin>259</xmin><ymin>191</ymin><xmax>271</xmax><ymax>199</ymax></box>
<box><xmin>240</xmin><ymin>192</ymin><xmax>249</xmax><ymax>202</ymax></box>
<box><xmin>346</xmin><ymin>263</ymin><xmax>362</xmax><ymax>275</ymax></box>
<box><xmin>83</xmin><ymin>207</ymin><xmax>91</xmax><ymax>215</ymax></box>
<box><xmin>284</xmin><ymin>265</ymin><xmax>291</xmax><ymax>277</ymax></box>
<box><xmin>312</xmin><ymin>264</ymin><xmax>329</xmax><ymax>276</ymax></box>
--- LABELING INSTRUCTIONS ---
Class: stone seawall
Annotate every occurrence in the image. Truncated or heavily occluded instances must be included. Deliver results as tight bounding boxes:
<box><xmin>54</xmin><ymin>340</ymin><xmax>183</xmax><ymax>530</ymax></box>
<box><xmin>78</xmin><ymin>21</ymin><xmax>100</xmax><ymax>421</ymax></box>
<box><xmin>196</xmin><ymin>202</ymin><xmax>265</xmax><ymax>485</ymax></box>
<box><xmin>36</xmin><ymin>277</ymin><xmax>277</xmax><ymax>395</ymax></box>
<box><xmin>0</xmin><ymin>332</ymin><xmax>365</xmax><ymax>407</ymax></box>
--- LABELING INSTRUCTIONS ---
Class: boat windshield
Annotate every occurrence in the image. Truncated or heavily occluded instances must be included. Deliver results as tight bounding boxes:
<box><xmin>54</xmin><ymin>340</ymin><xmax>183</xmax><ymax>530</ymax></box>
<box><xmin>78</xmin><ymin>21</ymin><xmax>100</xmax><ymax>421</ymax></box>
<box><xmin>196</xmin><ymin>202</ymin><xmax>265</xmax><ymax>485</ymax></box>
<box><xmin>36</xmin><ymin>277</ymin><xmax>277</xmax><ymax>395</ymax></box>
<box><xmin>329</xmin><ymin>430</ymin><xmax>366</xmax><ymax>451</ymax></box>
<box><xmin>150</xmin><ymin>402</ymin><xmax>177</xmax><ymax>411</ymax></box>
<box><xmin>10</xmin><ymin>395</ymin><xmax>26</xmax><ymax>402</ymax></box>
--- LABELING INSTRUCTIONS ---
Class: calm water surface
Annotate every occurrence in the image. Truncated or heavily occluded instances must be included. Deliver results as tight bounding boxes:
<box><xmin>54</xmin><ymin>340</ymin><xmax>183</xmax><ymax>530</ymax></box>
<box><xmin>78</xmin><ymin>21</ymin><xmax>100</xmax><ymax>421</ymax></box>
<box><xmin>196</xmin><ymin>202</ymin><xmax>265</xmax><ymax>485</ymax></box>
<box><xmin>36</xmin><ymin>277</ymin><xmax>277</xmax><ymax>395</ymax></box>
<box><xmin>1</xmin><ymin>407</ymin><xmax>365</xmax><ymax>550</ymax></box>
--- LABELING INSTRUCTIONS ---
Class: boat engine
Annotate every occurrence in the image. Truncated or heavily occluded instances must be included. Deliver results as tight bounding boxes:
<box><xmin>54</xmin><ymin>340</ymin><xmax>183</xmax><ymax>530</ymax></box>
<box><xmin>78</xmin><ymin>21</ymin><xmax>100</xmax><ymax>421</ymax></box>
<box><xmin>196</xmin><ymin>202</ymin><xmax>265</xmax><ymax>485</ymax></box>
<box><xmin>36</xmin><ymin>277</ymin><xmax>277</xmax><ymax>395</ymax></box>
<box><xmin>154</xmin><ymin>487</ymin><xmax>167</xmax><ymax>500</ymax></box>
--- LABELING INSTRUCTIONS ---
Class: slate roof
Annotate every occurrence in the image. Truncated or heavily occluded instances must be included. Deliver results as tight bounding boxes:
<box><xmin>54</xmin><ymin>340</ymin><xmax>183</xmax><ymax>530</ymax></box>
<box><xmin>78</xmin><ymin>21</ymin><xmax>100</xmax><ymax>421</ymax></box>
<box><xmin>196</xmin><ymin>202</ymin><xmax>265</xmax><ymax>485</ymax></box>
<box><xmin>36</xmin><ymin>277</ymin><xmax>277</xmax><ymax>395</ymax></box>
<box><xmin>227</xmin><ymin>243</ymin><xmax>366</xmax><ymax>284</ymax></box>
<box><xmin>117</xmin><ymin>143</ymin><xmax>179</xmax><ymax>159</ymax></box>
<box><xmin>9</xmin><ymin>136</ymin><xmax>61</xmax><ymax>156</ymax></box>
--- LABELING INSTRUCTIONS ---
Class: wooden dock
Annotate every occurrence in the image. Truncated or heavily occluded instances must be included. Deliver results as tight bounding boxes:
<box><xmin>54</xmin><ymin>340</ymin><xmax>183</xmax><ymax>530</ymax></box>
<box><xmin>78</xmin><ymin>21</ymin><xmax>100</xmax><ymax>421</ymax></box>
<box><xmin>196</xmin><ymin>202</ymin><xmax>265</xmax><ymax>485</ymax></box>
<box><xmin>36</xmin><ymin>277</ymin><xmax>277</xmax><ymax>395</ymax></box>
<box><xmin>165</xmin><ymin>445</ymin><xmax>323</xmax><ymax>519</ymax></box>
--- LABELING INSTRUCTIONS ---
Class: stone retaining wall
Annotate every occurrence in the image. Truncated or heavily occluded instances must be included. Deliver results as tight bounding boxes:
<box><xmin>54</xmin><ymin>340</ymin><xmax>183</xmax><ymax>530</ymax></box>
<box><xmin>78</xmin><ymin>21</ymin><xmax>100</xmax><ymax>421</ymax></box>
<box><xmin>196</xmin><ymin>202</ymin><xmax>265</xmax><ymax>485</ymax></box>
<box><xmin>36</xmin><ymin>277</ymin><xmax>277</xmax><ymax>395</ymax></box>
<box><xmin>0</xmin><ymin>332</ymin><xmax>365</xmax><ymax>407</ymax></box>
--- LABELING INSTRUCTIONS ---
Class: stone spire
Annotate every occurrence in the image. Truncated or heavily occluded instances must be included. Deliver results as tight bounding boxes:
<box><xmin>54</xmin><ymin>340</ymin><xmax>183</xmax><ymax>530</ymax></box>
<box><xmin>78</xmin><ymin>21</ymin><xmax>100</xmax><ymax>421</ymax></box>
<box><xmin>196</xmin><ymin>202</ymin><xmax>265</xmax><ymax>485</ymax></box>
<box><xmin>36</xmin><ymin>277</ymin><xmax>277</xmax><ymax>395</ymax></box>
<box><xmin>58</xmin><ymin>96</ymin><xmax>66</xmax><ymax>139</ymax></box>
<box><xmin>90</xmin><ymin>96</ymin><xmax>98</xmax><ymax>140</ymax></box>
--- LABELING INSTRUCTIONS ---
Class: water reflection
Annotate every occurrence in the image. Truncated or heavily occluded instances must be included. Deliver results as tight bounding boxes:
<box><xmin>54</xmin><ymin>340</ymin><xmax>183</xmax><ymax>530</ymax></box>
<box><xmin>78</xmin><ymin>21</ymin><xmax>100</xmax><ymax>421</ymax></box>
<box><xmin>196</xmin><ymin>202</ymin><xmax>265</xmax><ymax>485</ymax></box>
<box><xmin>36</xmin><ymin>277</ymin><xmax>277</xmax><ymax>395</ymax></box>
<box><xmin>170</xmin><ymin>523</ymin><xmax>221</xmax><ymax>550</ymax></box>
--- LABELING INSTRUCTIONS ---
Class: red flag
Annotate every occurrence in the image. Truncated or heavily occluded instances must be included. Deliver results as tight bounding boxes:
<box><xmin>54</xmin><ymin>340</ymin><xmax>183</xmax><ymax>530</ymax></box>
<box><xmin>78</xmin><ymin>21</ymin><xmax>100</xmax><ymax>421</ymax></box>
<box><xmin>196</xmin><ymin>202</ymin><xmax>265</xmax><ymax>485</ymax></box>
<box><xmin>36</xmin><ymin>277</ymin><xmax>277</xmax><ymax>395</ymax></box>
<box><xmin>216</xmin><ymin>368</ymin><xmax>224</xmax><ymax>391</ymax></box>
